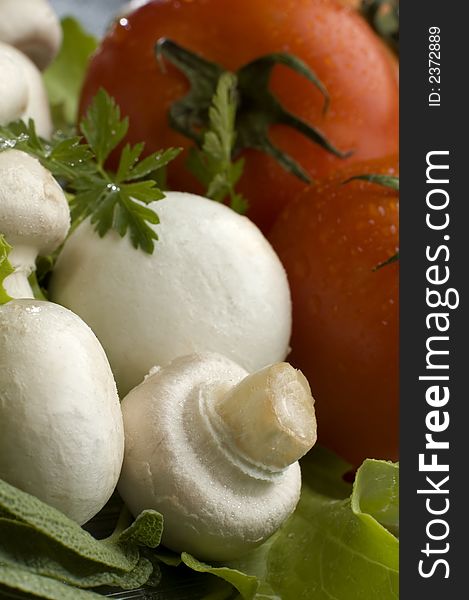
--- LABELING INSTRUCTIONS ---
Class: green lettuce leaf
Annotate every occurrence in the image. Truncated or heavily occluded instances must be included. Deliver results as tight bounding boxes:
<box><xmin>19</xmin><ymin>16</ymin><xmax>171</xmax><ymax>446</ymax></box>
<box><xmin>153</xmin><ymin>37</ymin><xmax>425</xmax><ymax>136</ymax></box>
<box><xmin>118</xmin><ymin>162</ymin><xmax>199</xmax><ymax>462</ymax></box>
<box><xmin>352</xmin><ymin>459</ymin><xmax>399</xmax><ymax>537</ymax></box>
<box><xmin>182</xmin><ymin>448</ymin><xmax>399</xmax><ymax>600</ymax></box>
<box><xmin>43</xmin><ymin>17</ymin><xmax>98</xmax><ymax>126</ymax></box>
<box><xmin>182</xmin><ymin>553</ymin><xmax>258</xmax><ymax>599</ymax></box>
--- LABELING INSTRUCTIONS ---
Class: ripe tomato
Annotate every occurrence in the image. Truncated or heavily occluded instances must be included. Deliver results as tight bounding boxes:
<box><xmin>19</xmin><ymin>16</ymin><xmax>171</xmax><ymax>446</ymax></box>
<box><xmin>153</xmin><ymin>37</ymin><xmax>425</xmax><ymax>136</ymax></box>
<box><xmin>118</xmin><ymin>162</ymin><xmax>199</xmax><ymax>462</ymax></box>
<box><xmin>80</xmin><ymin>0</ymin><xmax>398</xmax><ymax>232</ymax></box>
<box><xmin>269</xmin><ymin>157</ymin><xmax>399</xmax><ymax>465</ymax></box>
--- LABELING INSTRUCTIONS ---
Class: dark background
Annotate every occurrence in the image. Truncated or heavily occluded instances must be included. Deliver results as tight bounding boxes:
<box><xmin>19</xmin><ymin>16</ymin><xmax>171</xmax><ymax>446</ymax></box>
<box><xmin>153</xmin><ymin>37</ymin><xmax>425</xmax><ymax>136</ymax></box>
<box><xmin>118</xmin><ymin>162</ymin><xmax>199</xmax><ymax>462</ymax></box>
<box><xmin>400</xmin><ymin>1</ymin><xmax>467</xmax><ymax>597</ymax></box>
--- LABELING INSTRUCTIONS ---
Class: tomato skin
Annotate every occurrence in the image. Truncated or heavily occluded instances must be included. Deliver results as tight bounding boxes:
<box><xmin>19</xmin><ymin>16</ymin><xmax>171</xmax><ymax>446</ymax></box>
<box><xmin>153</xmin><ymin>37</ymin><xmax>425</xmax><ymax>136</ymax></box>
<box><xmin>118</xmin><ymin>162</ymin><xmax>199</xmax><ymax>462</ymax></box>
<box><xmin>80</xmin><ymin>0</ymin><xmax>398</xmax><ymax>232</ymax></box>
<box><xmin>269</xmin><ymin>157</ymin><xmax>399</xmax><ymax>465</ymax></box>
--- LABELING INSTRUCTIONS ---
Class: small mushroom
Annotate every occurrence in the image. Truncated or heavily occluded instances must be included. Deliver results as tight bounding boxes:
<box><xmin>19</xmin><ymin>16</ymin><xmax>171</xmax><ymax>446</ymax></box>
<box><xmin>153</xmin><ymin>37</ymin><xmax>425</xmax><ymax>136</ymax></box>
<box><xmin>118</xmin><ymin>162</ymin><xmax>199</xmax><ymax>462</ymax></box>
<box><xmin>0</xmin><ymin>149</ymin><xmax>70</xmax><ymax>298</ymax></box>
<box><xmin>118</xmin><ymin>352</ymin><xmax>317</xmax><ymax>560</ymax></box>
<box><xmin>0</xmin><ymin>50</ymin><xmax>28</xmax><ymax>125</ymax></box>
<box><xmin>0</xmin><ymin>151</ymin><xmax>124</xmax><ymax>525</ymax></box>
<box><xmin>0</xmin><ymin>42</ymin><xmax>53</xmax><ymax>137</ymax></box>
<box><xmin>0</xmin><ymin>0</ymin><xmax>62</xmax><ymax>70</ymax></box>
<box><xmin>50</xmin><ymin>192</ymin><xmax>292</xmax><ymax>395</ymax></box>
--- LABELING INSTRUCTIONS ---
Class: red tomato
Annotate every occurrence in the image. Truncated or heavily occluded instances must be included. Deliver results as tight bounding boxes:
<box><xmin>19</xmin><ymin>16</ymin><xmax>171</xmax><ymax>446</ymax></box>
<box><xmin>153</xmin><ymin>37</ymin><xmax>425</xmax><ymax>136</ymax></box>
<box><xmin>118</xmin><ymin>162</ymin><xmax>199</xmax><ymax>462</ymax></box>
<box><xmin>269</xmin><ymin>157</ymin><xmax>399</xmax><ymax>465</ymax></box>
<box><xmin>80</xmin><ymin>0</ymin><xmax>399</xmax><ymax>232</ymax></box>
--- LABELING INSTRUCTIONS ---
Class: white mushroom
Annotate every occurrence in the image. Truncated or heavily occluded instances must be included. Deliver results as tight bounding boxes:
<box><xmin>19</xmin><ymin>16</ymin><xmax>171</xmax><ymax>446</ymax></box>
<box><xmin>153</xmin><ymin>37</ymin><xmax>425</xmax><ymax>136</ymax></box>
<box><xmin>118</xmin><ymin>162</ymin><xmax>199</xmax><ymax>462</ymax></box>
<box><xmin>50</xmin><ymin>192</ymin><xmax>292</xmax><ymax>395</ymax></box>
<box><xmin>118</xmin><ymin>352</ymin><xmax>317</xmax><ymax>560</ymax></box>
<box><xmin>0</xmin><ymin>42</ymin><xmax>53</xmax><ymax>137</ymax></box>
<box><xmin>0</xmin><ymin>50</ymin><xmax>28</xmax><ymax>125</ymax></box>
<box><xmin>0</xmin><ymin>0</ymin><xmax>62</xmax><ymax>70</ymax></box>
<box><xmin>0</xmin><ymin>299</ymin><xmax>124</xmax><ymax>525</ymax></box>
<box><xmin>0</xmin><ymin>151</ymin><xmax>124</xmax><ymax>524</ymax></box>
<box><xmin>0</xmin><ymin>149</ymin><xmax>69</xmax><ymax>298</ymax></box>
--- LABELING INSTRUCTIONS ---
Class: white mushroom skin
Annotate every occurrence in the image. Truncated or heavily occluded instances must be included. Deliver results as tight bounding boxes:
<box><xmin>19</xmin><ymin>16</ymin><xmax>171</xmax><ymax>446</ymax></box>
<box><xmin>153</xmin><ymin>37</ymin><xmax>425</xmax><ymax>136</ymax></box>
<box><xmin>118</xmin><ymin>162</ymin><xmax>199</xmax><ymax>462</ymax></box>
<box><xmin>0</xmin><ymin>299</ymin><xmax>124</xmax><ymax>525</ymax></box>
<box><xmin>50</xmin><ymin>192</ymin><xmax>292</xmax><ymax>395</ymax></box>
<box><xmin>0</xmin><ymin>150</ymin><xmax>70</xmax><ymax>298</ymax></box>
<box><xmin>118</xmin><ymin>352</ymin><xmax>317</xmax><ymax>560</ymax></box>
<box><xmin>0</xmin><ymin>42</ymin><xmax>53</xmax><ymax>138</ymax></box>
<box><xmin>0</xmin><ymin>0</ymin><xmax>62</xmax><ymax>70</ymax></box>
<box><xmin>0</xmin><ymin>50</ymin><xmax>28</xmax><ymax>125</ymax></box>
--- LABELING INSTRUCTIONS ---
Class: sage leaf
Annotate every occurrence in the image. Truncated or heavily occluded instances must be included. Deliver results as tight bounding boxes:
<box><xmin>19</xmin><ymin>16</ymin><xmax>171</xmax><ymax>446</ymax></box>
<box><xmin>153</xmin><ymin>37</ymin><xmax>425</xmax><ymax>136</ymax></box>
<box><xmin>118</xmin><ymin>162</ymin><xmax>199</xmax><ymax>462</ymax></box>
<box><xmin>118</xmin><ymin>509</ymin><xmax>164</xmax><ymax>548</ymax></box>
<box><xmin>0</xmin><ymin>478</ymin><xmax>140</xmax><ymax>572</ymax></box>
<box><xmin>0</xmin><ymin>563</ymin><xmax>102</xmax><ymax>599</ymax></box>
<box><xmin>0</xmin><ymin>518</ymin><xmax>153</xmax><ymax>589</ymax></box>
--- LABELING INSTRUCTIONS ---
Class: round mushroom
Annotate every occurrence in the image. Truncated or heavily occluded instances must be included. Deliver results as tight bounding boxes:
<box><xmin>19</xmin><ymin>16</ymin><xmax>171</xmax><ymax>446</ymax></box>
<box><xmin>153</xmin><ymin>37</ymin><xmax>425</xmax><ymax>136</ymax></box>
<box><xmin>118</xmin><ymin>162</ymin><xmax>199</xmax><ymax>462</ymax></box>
<box><xmin>0</xmin><ymin>42</ymin><xmax>53</xmax><ymax>137</ymax></box>
<box><xmin>0</xmin><ymin>0</ymin><xmax>62</xmax><ymax>70</ymax></box>
<box><xmin>0</xmin><ymin>50</ymin><xmax>28</xmax><ymax>125</ymax></box>
<box><xmin>0</xmin><ymin>151</ymin><xmax>124</xmax><ymax>524</ymax></box>
<box><xmin>118</xmin><ymin>352</ymin><xmax>317</xmax><ymax>560</ymax></box>
<box><xmin>50</xmin><ymin>192</ymin><xmax>292</xmax><ymax>395</ymax></box>
<box><xmin>0</xmin><ymin>149</ymin><xmax>70</xmax><ymax>298</ymax></box>
<box><xmin>0</xmin><ymin>299</ymin><xmax>124</xmax><ymax>525</ymax></box>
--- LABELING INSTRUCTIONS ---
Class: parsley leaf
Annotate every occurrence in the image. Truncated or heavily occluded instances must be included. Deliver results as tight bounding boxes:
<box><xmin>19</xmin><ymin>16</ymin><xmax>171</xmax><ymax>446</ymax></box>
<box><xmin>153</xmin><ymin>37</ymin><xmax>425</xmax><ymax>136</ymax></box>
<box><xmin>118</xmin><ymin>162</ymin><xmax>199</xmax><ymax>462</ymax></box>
<box><xmin>0</xmin><ymin>236</ymin><xmax>14</xmax><ymax>305</ymax></box>
<box><xmin>0</xmin><ymin>90</ymin><xmax>181</xmax><ymax>254</ymax></box>
<box><xmin>80</xmin><ymin>89</ymin><xmax>129</xmax><ymax>167</ymax></box>
<box><xmin>187</xmin><ymin>72</ymin><xmax>248</xmax><ymax>214</ymax></box>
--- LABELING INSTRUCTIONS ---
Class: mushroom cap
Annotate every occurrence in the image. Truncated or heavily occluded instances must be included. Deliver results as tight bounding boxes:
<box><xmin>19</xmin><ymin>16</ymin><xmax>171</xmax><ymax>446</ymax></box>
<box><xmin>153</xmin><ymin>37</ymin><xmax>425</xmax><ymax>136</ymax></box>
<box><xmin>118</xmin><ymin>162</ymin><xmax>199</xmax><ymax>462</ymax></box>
<box><xmin>0</xmin><ymin>0</ymin><xmax>62</xmax><ymax>70</ymax></box>
<box><xmin>50</xmin><ymin>192</ymin><xmax>292</xmax><ymax>395</ymax></box>
<box><xmin>0</xmin><ymin>149</ymin><xmax>70</xmax><ymax>255</ymax></box>
<box><xmin>0</xmin><ymin>42</ymin><xmax>53</xmax><ymax>137</ymax></box>
<box><xmin>0</xmin><ymin>50</ymin><xmax>28</xmax><ymax>124</ymax></box>
<box><xmin>118</xmin><ymin>353</ymin><xmax>302</xmax><ymax>560</ymax></box>
<box><xmin>0</xmin><ymin>299</ymin><xmax>124</xmax><ymax>525</ymax></box>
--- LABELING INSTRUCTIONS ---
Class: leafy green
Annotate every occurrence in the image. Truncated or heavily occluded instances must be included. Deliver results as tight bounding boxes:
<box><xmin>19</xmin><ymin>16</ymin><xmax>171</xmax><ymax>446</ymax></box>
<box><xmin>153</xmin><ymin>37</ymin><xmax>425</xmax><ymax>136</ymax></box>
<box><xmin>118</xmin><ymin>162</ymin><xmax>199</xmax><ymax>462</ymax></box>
<box><xmin>182</xmin><ymin>553</ymin><xmax>258</xmax><ymax>599</ymax></box>
<box><xmin>0</xmin><ymin>478</ymin><xmax>164</xmax><ymax>593</ymax></box>
<box><xmin>118</xmin><ymin>510</ymin><xmax>164</xmax><ymax>549</ymax></box>
<box><xmin>0</xmin><ymin>235</ymin><xmax>14</xmax><ymax>305</ymax></box>
<box><xmin>182</xmin><ymin>449</ymin><xmax>399</xmax><ymax>600</ymax></box>
<box><xmin>352</xmin><ymin>460</ymin><xmax>399</xmax><ymax>537</ymax></box>
<box><xmin>0</xmin><ymin>478</ymin><xmax>138</xmax><ymax>572</ymax></box>
<box><xmin>187</xmin><ymin>72</ymin><xmax>248</xmax><ymax>214</ymax></box>
<box><xmin>0</xmin><ymin>518</ymin><xmax>154</xmax><ymax>590</ymax></box>
<box><xmin>0</xmin><ymin>91</ymin><xmax>181</xmax><ymax>253</ymax></box>
<box><xmin>43</xmin><ymin>18</ymin><xmax>98</xmax><ymax>127</ymax></box>
<box><xmin>0</xmin><ymin>564</ymin><xmax>103</xmax><ymax>599</ymax></box>
<box><xmin>0</xmin><ymin>451</ymin><xmax>399</xmax><ymax>599</ymax></box>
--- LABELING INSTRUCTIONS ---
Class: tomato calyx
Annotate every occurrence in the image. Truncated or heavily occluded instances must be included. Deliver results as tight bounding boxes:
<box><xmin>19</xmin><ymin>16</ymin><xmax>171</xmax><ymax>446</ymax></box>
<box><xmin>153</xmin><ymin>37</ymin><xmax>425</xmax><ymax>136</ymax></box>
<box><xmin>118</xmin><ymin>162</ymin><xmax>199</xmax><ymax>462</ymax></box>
<box><xmin>344</xmin><ymin>172</ymin><xmax>399</xmax><ymax>270</ymax></box>
<box><xmin>156</xmin><ymin>38</ymin><xmax>350</xmax><ymax>184</ymax></box>
<box><xmin>373</xmin><ymin>251</ymin><xmax>399</xmax><ymax>270</ymax></box>
<box><xmin>343</xmin><ymin>173</ymin><xmax>399</xmax><ymax>190</ymax></box>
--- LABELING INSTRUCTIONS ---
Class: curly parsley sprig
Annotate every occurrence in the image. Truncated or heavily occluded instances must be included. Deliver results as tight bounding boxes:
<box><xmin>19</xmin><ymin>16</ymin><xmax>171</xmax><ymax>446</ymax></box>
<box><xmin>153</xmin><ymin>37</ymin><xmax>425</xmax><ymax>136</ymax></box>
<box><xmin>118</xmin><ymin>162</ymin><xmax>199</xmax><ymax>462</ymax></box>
<box><xmin>0</xmin><ymin>90</ymin><xmax>181</xmax><ymax>254</ymax></box>
<box><xmin>187</xmin><ymin>72</ymin><xmax>248</xmax><ymax>214</ymax></box>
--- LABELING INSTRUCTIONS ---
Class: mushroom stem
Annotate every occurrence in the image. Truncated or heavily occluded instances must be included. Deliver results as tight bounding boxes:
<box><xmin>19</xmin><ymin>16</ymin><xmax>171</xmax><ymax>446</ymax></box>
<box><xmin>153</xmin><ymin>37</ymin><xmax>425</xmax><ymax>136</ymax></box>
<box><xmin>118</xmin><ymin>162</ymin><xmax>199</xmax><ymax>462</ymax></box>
<box><xmin>4</xmin><ymin>245</ymin><xmax>36</xmax><ymax>299</ymax></box>
<box><xmin>0</xmin><ymin>150</ymin><xmax>70</xmax><ymax>301</ymax></box>
<box><xmin>212</xmin><ymin>363</ymin><xmax>317</xmax><ymax>471</ymax></box>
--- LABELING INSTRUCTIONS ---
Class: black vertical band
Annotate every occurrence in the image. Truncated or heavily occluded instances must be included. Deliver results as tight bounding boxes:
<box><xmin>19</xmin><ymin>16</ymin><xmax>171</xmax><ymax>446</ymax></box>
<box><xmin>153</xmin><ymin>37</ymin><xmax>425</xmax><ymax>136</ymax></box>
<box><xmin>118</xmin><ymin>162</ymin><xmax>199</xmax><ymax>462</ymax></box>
<box><xmin>400</xmin><ymin>3</ymin><xmax>467</xmax><ymax>597</ymax></box>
